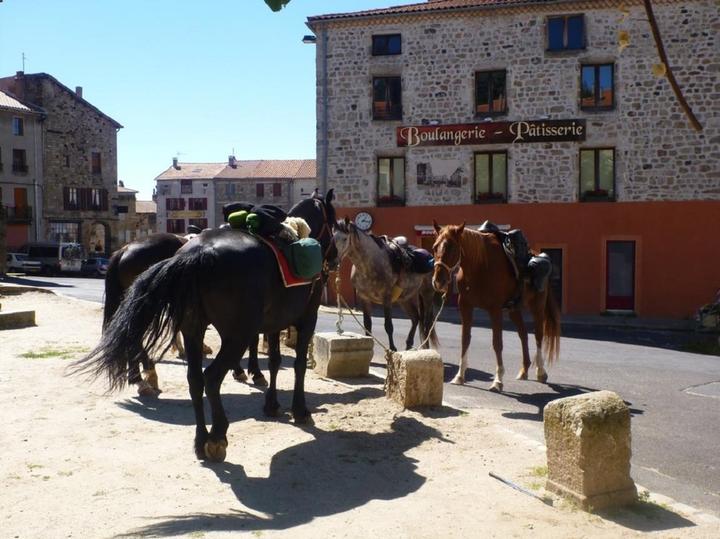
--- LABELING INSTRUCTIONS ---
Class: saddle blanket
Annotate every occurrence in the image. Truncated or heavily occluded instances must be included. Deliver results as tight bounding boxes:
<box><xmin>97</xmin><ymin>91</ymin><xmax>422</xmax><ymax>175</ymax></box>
<box><xmin>256</xmin><ymin>235</ymin><xmax>315</xmax><ymax>288</ymax></box>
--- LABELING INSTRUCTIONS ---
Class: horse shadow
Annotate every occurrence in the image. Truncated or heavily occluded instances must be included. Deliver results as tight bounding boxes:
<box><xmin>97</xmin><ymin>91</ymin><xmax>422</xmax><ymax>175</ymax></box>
<box><xmin>499</xmin><ymin>382</ymin><xmax>645</xmax><ymax>422</ymax></box>
<box><xmin>121</xmin><ymin>416</ymin><xmax>445</xmax><ymax>536</ymax></box>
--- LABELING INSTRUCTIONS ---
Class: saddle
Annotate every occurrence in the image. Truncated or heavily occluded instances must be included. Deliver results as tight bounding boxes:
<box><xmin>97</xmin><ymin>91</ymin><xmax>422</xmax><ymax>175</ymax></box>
<box><xmin>479</xmin><ymin>220</ymin><xmax>552</xmax><ymax>307</ymax></box>
<box><xmin>373</xmin><ymin>235</ymin><xmax>434</xmax><ymax>275</ymax></box>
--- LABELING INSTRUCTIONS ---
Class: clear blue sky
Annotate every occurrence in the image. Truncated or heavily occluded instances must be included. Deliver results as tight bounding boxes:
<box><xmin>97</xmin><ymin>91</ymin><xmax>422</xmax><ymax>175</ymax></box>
<box><xmin>0</xmin><ymin>0</ymin><xmax>415</xmax><ymax>200</ymax></box>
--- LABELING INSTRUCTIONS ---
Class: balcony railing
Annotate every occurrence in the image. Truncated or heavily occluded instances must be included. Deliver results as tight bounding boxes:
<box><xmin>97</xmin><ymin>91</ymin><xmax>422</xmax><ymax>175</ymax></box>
<box><xmin>3</xmin><ymin>205</ymin><xmax>33</xmax><ymax>223</ymax></box>
<box><xmin>12</xmin><ymin>164</ymin><xmax>29</xmax><ymax>174</ymax></box>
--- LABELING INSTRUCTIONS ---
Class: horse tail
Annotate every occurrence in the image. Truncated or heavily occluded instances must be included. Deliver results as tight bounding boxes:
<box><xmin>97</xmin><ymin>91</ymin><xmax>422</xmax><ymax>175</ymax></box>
<box><xmin>103</xmin><ymin>249</ymin><xmax>125</xmax><ymax>330</ymax></box>
<box><xmin>72</xmin><ymin>247</ymin><xmax>210</xmax><ymax>391</ymax></box>
<box><xmin>419</xmin><ymin>287</ymin><xmax>441</xmax><ymax>349</ymax></box>
<box><xmin>543</xmin><ymin>290</ymin><xmax>561</xmax><ymax>364</ymax></box>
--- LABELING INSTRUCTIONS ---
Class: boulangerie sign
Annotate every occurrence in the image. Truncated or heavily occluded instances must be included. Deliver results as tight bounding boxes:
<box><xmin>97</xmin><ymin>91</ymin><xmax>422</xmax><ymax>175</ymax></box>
<box><xmin>397</xmin><ymin>119</ymin><xmax>586</xmax><ymax>147</ymax></box>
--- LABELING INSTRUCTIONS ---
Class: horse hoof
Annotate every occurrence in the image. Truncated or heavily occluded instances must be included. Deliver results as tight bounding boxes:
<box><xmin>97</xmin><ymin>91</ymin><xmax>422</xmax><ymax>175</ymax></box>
<box><xmin>537</xmin><ymin>372</ymin><xmax>549</xmax><ymax>384</ymax></box>
<box><xmin>489</xmin><ymin>382</ymin><xmax>503</xmax><ymax>393</ymax></box>
<box><xmin>293</xmin><ymin>411</ymin><xmax>313</xmax><ymax>425</ymax></box>
<box><xmin>202</xmin><ymin>344</ymin><xmax>213</xmax><ymax>355</ymax></box>
<box><xmin>263</xmin><ymin>405</ymin><xmax>281</xmax><ymax>417</ymax></box>
<box><xmin>204</xmin><ymin>439</ymin><xmax>228</xmax><ymax>462</ymax></box>
<box><xmin>451</xmin><ymin>375</ymin><xmax>465</xmax><ymax>385</ymax></box>
<box><xmin>137</xmin><ymin>381</ymin><xmax>160</xmax><ymax>397</ymax></box>
<box><xmin>233</xmin><ymin>370</ymin><xmax>248</xmax><ymax>383</ymax></box>
<box><xmin>516</xmin><ymin>370</ymin><xmax>528</xmax><ymax>381</ymax></box>
<box><xmin>253</xmin><ymin>374</ymin><xmax>268</xmax><ymax>387</ymax></box>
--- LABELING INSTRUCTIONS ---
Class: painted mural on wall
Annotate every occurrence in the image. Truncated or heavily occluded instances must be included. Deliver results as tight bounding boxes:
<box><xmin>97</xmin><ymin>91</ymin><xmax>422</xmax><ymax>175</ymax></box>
<box><xmin>416</xmin><ymin>159</ymin><xmax>466</xmax><ymax>188</ymax></box>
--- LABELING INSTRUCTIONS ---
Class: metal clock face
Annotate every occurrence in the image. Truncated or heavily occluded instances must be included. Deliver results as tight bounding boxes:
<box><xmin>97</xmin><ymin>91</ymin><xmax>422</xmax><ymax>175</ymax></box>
<box><xmin>354</xmin><ymin>211</ymin><xmax>373</xmax><ymax>231</ymax></box>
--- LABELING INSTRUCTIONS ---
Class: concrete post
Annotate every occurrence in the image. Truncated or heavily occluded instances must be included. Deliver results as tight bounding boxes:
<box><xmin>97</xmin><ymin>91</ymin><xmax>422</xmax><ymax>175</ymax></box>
<box><xmin>544</xmin><ymin>390</ymin><xmax>637</xmax><ymax>511</ymax></box>
<box><xmin>386</xmin><ymin>349</ymin><xmax>444</xmax><ymax>408</ymax></box>
<box><xmin>312</xmin><ymin>331</ymin><xmax>374</xmax><ymax>378</ymax></box>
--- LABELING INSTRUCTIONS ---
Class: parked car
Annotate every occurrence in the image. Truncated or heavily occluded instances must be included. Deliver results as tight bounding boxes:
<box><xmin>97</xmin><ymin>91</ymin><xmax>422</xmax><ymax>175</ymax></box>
<box><xmin>81</xmin><ymin>257</ymin><xmax>110</xmax><ymax>277</ymax></box>
<box><xmin>24</xmin><ymin>242</ymin><xmax>83</xmax><ymax>275</ymax></box>
<box><xmin>6</xmin><ymin>252</ymin><xmax>42</xmax><ymax>274</ymax></box>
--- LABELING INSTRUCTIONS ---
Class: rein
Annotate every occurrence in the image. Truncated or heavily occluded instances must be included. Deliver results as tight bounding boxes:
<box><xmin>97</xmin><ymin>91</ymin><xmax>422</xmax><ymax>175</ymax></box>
<box><xmin>435</xmin><ymin>243</ymin><xmax>463</xmax><ymax>276</ymax></box>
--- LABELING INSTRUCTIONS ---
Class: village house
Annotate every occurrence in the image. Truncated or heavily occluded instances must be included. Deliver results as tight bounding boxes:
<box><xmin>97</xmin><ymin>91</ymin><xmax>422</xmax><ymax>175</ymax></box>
<box><xmin>0</xmin><ymin>72</ymin><xmax>123</xmax><ymax>256</ymax></box>
<box><xmin>154</xmin><ymin>157</ymin><xmax>316</xmax><ymax>233</ymax></box>
<box><xmin>115</xmin><ymin>181</ymin><xmax>157</xmax><ymax>246</ymax></box>
<box><xmin>306</xmin><ymin>0</ymin><xmax>720</xmax><ymax>318</ymax></box>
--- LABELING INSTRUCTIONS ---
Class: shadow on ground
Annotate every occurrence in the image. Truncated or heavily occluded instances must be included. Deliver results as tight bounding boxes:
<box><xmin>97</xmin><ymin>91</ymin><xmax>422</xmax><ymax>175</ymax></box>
<box><xmin>598</xmin><ymin>501</ymin><xmax>697</xmax><ymax>532</ymax></box>
<box><xmin>120</xmin><ymin>416</ymin><xmax>444</xmax><ymax>537</ymax></box>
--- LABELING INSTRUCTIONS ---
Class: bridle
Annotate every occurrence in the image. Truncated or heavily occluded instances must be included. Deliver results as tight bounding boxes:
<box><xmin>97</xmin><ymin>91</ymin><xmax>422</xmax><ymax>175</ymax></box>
<box><xmin>313</xmin><ymin>198</ymin><xmax>337</xmax><ymax>276</ymax></box>
<box><xmin>434</xmin><ymin>240</ymin><xmax>462</xmax><ymax>278</ymax></box>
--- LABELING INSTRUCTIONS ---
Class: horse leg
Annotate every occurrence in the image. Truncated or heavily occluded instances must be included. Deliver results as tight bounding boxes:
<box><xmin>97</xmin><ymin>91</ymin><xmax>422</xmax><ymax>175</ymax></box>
<box><xmin>173</xmin><ymin>334</ymin><xmax>185</xmax><ymax>358</ymax></box>
<box><xmin>452</xmin><ymin>301</ymin><xmax>473</xmax><ymax>385</ymax></box>
<box><xmin>248</xmin><ymin>333</ymin><xmax>267</xmax><ymax>386</ymax></box>
<box><xmin>509</xmin><ymin>309</ymin><xmax>531</xmax><ymax>381</ymax></box>
<box><xmin>489</xmin><ymin>308</ymin><xmax>505</xmax><ymax>393</ymax></box>
<box><xmin>383</xmin><ymin>303</ymin><xmax>397</xmax><ymax>352</ymax></box>
<box><xmin>202</xmin><ymin>335</ymin><xmax>247</xmax><ymax>462</ymax></box>
<box><xmin>362</xmin><ymin>299</ymin><xmax>373</xmax><ymax>337</ymax></box>
<box><xmin>134</xmin><ymin>354</ymin><xmax>161</xmax><ymax>397</ymax></box>
<box><xmin>531</xmin><ymin>296</ymin><xmax>548</xmax><ymax>383</ymax></box>
<box><xmin>400</xmin><ymin>300</ymin><xmax>418</xmax><ymax>350</ymax></box>
<box><xmin>291</xmin><ymin>320</ymin><xmax>315</xmax><ymax>424</ymax></box>
<box><xmin>184</xmin><ymin>332</ymin><xmax>208</xmax><ymax>460</ymax></box>
<box><xmin>263</xmin><ymin>332</ymin><xmax>283</xmax><ymax>417</ymax></box>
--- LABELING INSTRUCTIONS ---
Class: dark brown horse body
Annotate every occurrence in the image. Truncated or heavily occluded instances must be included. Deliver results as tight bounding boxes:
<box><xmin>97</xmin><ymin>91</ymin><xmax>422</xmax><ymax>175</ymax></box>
<box><xmin>431</xmin><ymin>222</ymin><xmax>560</xmax><ymax>392</ymax></box>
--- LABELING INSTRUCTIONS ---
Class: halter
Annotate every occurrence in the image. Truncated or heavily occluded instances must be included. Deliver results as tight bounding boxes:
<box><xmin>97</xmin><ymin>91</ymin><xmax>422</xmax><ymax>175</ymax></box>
<box><xmin>435</xmin><ymin>242</ymin><xmax>462</xmax><ymax>277</ymax></box>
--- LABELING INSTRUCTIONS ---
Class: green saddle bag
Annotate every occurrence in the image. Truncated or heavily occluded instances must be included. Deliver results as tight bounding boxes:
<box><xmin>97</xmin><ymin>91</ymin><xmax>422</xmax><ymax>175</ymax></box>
<box><xmin>282</xmin><ymin>238</ymin><xmax>323</xmax><ymax>279</ymax></box>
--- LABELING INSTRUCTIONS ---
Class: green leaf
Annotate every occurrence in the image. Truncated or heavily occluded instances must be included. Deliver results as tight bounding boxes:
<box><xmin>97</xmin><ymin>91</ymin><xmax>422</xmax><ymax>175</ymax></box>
<box><xmin>264</xmin><ymin>0</ymin><xmax>291</xmax><ymax>12</ymax></box>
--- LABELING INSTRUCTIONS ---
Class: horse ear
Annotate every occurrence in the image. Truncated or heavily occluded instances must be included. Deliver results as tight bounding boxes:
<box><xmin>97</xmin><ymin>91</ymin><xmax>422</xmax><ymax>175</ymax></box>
<box><xmin>458</xmin><ymin>222</ymin><xmax>466</xmax><ymax>235</ymax></box>
<box><xmin>432</xmin><ymin>219</ymin><xmax>442</xmax><ymax>234</ymax></box>
<box><xmin>325</xmin><ymin>188</ymin><xmax>335</xmax><ymax>204</ymax></box>
<box><xmin>343</xmin><ymin>216</ymin><xmax>350</xmax><ymax>227</ymax></box>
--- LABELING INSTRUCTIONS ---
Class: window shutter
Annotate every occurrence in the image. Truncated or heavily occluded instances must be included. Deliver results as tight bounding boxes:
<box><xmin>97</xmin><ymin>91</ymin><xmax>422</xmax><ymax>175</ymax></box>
<box><xmin>63</xmin><ymin>187</ymin><xmax>69</xmax><ymax>210</ymax></box>
<box><xmin>101</xmin><ymin>189</ymin><xmax>108</xmax><ymax>211</ymax></box>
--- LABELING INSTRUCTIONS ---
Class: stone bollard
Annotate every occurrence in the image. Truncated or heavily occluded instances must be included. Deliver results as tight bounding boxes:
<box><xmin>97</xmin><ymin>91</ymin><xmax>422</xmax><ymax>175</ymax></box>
<box><xmin>312</xmin><ymin>331</ymin><xmax>374</xmax><ymax>378</ymax></box>
<box><xmin>385</xmin><ymin>349</ymin><xmax>444</xmax><ymax>408</ymax></box>
<box><xmin>0</xmin><ymin>309</ymin><xmax>36</xmax><ymax>330</ymax></box>
<box><xmin>544</xmin><ymin>390</ymin><xmax>637</xmax><ymax>511</ymax></box>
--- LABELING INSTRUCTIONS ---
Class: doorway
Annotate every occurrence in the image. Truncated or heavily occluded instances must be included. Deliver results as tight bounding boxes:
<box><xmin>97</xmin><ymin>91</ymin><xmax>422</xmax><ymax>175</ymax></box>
<box><xmin>606</xmin><ymin>240</ymin><xmax>636</xmax><ymax>311</ymax></box>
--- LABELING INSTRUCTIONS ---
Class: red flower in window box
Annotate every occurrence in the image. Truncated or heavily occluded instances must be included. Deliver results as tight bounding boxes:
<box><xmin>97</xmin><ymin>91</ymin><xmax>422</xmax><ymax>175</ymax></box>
<box><xmin>475</xmin><ymin>192</ymin><xmax>506</xmax><ymax>203</ymax></box>
<box><xmin>582</xmin><ymin>188</ymin><xmax>613</xmax><ymax>201</ymax></box>
<box><xmin>377</xmin><ymin>195</ymin><xmax>405</xmax><ymax>206</ymax></box>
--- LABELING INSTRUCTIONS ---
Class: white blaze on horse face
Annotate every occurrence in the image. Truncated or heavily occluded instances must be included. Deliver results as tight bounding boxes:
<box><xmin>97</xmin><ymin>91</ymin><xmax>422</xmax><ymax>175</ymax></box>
<box><xmin>333</xmin><ymin>231</ymin><xmax>351</xmax><ymax>260</ymax></box>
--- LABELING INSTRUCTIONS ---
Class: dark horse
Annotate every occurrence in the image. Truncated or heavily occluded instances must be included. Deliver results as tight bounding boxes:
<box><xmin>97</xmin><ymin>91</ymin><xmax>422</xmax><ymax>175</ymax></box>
<box><xmin>75</xmin><ymin>192</ymin><xmax>336</xmax><ymax>462</ymax></box>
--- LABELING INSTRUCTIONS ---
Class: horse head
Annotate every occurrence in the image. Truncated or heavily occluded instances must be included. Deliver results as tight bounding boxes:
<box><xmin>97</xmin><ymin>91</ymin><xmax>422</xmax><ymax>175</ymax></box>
<box><xmin>331</xmin><ymin>216</ymin><xmax>361</xmax><ymax>267</ymax></box>
<box><xmin>289</xmin><ymin>189</ymin><xmax>338</xmax><ymax>270</ymax></box>
<box><xmin>431</xmin><ymin>220</ymin><xmax>465</xmax><ymax>294</ymax></box>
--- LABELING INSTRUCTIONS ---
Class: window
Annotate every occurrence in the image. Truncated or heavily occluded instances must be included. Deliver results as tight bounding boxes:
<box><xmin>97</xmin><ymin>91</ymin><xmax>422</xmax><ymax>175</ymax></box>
<box><xmin>256</xmin><ymin>183</ymin><xmax>265</xmax><ymax>198</ymax></box>
<box><xmin>273</xmin><ymin>183</ymin><xmax>282</xmax><ymax>197</ymax></box>
<box><xmin>12</xmin><ymin>149</ymin><xmax>28</xmax><ymax>173</ymax></box>
<box><xmin>580</xmin><ymin>148</ymin><xmax>615</xmax><ymax>201</ymax></box>
<box><xmin>49</xmin><ymin>221</ymin><xmax>80</xmax><ymax>243</ymax></box>
<box><xmin>372</xmin><ymin>34</ymin><xmax>401</xmax><ymax>56</ymax></box>
<box><xmin>91</xmin><ymin>152</ymin><xmax>102</xmax><ymax>174</ymax></box>
<box><xmin>475</xmin><ymin>70</ymin><xmax>507</xmax><ymax>115</ymax></box>
<box><xmin>377</xmin><ymin>157</ymin><xmax>405</xmax><ymax>206</ymax></box>
<box><xmin>12</xmin><ymin>117</ymin><xmax>24</xmax><ymax>136</ymax></box>
<box><xmin>188</xmin><ymin>198</ymin><xmax>207</xmax><ymax>210</ymax></box>
<box><xmin>373</xmin><ymin>76</ymin><xmax>402</xmax><ymax>120</ymax></box>
<box><xmin>167</xmin><ymin>219</ymin><xmax>185</xmax><ymax>234</ymax></box>
<box><xmin>189</xmin><ymin>218</ymin><xmax>208</xmax><ymax>230</ymax></box>
<box><xmin>91</xmin><ymin>188</ymin><xmax>102</xmax><ymax>210</ymax></box>
<box><xmin>180</xmin><ymin>179</ymin><xmax>193</xmax><ymax>194</ymax></box>
<box><xmin>581</xmin><ymin>64</ymin><xmax>614</xmax><ymax>110</ymax></box>
<box><xmin>63</xmin><ymin>145</ymin><xmax>70</xmax><ymax>167</ymax></box>
<box><xmin>474</xmin><ymin>151</ymin><xmax>508</xmax><ymax>203</ymax></box>
<box><xmin>547</xmin><ymin>15</ymin><xmax>585</xmax><ymax>51</ymax></box>
<box><xmin>165</xmin><ymin>198</ymin><xmax>186</xmax><ymax>211</ymax></box>
<box><xmin>225</xmin><ymin>183</ymin><xmax>236</xmax><ymax>197</ymax></box>
<box><xmin>64</xmin><ymin>187</ymin><xmax>79</xmax><ymax>210</ymax></box>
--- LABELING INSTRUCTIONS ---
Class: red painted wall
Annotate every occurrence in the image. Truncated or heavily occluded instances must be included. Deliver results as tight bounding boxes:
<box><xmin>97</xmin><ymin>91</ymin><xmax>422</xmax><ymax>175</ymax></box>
<box><xmin>329</xmin><ymin>201</ymin><xmax>720</xmax><ymax>319</ymax></box>
<box><xmin>6</xmin><ymin>224</ymin><xmax>30</xmax><ymax>251</ymax></box>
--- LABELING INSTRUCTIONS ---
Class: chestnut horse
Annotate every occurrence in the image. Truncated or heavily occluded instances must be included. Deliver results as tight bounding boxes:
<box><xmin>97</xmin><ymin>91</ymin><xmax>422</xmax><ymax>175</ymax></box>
<box><xmin>431</xmin><ymin>221</ymin><xmax>560</xmax><ymax>392</ymax></box>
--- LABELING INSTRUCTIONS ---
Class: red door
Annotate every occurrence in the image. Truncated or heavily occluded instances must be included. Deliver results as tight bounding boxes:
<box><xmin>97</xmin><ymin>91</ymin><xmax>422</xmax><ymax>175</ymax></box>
<box><xmin>606</xmin><ymin>241</ymin><xmax>635</xmax><ymax>311</ymax></box>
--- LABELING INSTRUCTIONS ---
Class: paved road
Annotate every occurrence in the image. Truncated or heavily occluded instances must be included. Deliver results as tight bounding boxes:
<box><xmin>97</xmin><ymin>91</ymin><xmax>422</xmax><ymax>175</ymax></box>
<box><xmin>8</xmin><ymin>274</ymin><xmax>720</xmax><ymax>516</ymax></box>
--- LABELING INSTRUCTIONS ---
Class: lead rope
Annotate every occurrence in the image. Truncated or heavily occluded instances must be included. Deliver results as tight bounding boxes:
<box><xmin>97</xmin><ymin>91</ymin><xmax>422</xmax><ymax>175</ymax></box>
<box><xmin>333</xmin><ymin>258</ymin><xmax>446</xmax><ymax>391</ymax></box>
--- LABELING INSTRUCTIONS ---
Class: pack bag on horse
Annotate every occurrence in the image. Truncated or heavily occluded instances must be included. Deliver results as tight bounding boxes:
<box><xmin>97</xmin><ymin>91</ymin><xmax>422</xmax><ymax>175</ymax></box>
<box><xmin>73</xmin><ymin>190</ymin><xmax>337</xmax><ymax>462</ymax></box>
<box><xmin>431</xmin><ymin>221</ymin><xmax>560</xmax><ymax>393</ymax></box>
<box><xmin>333</xmin><ymin>218</ymin><xmax>440</xmax><ymax>352</ymax></box>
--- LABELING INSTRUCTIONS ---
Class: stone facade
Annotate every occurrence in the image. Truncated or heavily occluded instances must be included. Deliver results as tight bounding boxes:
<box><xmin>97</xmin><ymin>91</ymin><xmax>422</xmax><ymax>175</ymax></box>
<box><xmin>0</xmin><ymin>72</ymin><xmax>123</xmax><ymax>256</ymax></box>
<box><xmin>309</xmin><ymin>0</ymin><xmax>719</xmax><ymax>208</ymax></box>
<box><xmin>0</xmin><ymin>90</ymin><xmax>44</xmax><ymax>251</ymax></box>
<box><xmin>115</xmin><ymin>183</ymin><xmax>157</xmax><ymax>246</ymax></box>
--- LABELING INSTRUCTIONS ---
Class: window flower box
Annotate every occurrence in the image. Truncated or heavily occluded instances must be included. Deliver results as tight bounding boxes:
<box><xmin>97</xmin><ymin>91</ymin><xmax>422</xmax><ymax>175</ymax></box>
<box><xmin>377</xmin><ymin>195</ymin><xmax>405</xmax><ymax>207</ymax></box>
<box><xmin>475</xmin><ymin>192</ymin><xmax>506</xmax><ymax>204</ymax></box>
<box><xmin>581</xmin><ymin>189</ymin><xmax>614</xmax><ymax>202</ymax></box>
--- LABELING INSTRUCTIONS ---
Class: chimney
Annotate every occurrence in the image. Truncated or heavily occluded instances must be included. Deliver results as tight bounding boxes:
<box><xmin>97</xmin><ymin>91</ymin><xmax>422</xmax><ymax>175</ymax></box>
<box><xmin>172</xmin><ymin>157</ymin><xmax>180</xmax><ymax>170</ymax></box>
<box><xmin>13</xmin><ymin>71</ymin><xmax>25</xmax><ymax>100</ymax></box>
<box><xmin>75</xmin><ymin>86</ymin><xmax>83</xmax><ymax>98</ymax></box>
<box><xmin>228</xmin><ymin>155</ymin><xmax>237</xmax><ymax>168</ymax></box>
<box><xmin>119</xmin><ymin>180</ymin><xmax>124</xmax><ymax>187</ymax></box>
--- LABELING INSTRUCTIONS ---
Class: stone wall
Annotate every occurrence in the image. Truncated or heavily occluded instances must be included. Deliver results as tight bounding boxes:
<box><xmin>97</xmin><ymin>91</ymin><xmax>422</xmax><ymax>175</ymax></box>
<box><xmin>315</xmin><ymin>0</ymin><xmax>719</xmax><ymax>207</ymax></box>
<box><xmin>0</xmin><ymin>74</ymin><xmax>120</xmax><ymax>254</ymax></box>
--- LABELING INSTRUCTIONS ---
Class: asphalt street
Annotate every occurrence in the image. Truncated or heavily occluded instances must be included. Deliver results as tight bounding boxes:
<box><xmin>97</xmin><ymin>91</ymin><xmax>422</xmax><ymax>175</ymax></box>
<box><xmin>5</xmin><ymin>274</ymin><xmax>720</xmax><ymax>517</ymax></box>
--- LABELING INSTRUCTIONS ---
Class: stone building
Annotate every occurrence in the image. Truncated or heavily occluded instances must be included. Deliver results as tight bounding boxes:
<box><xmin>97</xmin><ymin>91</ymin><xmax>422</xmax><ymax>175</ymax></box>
<box><xmin>0</xmin><ymin>89</ymin><xmax>44</xmax><ymax>255</ymax></box>
<box><xmin>214</xmin><ymin>157</ymin><xmax>317</xmax><ymax>225</ymax></box>
<box><xmin>307</xmin><ymin>0</ymin><xmax>720</xmax><ymax>318</ymax></box>
<box><xmin>0</xmin><ymin>72</ymin><xmax>123</xmax><ymax>256</ymax></box>
<box><xmin>155</xmin><ymin>157</ymin><xmax>316</xmax><ymax>232</ymax></box>
<box><xmin>115</xmin><ymin>182</ymin><xmax>157</xmax><ymax>247</ymax></box>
